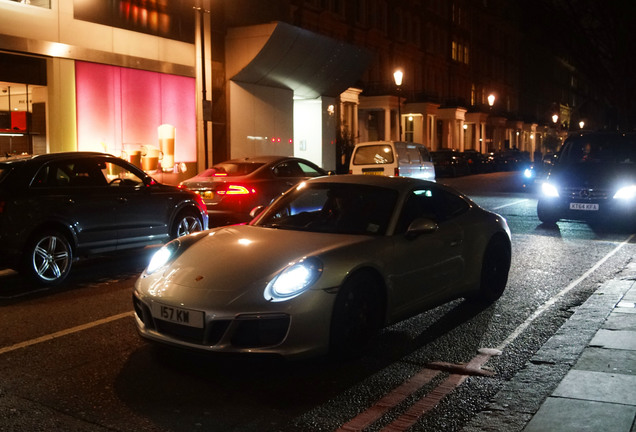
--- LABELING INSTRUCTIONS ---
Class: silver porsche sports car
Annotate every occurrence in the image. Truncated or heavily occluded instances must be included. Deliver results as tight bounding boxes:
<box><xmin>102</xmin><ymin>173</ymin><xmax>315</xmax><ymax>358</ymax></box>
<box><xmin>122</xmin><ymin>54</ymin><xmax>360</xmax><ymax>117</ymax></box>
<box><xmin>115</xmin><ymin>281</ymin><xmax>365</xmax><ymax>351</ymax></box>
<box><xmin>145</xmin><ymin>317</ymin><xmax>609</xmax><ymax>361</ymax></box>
<box><xmin>133</xmin><ymin>175</ymin><xmax>511</xmax><ymax>359</ymax></box>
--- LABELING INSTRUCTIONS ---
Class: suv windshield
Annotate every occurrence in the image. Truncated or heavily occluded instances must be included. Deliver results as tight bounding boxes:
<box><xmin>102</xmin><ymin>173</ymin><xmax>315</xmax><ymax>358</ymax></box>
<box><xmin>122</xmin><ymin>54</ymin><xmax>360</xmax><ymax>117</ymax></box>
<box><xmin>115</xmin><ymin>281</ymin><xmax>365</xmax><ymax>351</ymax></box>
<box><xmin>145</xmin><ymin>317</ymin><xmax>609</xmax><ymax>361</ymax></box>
<box><xmin>558</xmin><ymin>134</ymin><xmax>636</xmax><ymax>165</ymax></box>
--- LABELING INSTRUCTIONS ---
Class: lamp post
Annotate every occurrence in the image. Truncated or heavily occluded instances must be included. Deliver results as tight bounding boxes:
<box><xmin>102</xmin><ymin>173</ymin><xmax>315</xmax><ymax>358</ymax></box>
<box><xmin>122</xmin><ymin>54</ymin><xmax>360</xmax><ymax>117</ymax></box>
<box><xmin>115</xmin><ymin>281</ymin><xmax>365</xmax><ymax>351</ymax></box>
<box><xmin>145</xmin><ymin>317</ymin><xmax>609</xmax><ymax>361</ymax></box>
<box><xmin>393</xmin><ymin>69</ymin><xmax>403</xmax><ymax>141</ymax></box>
<box><xmin>486</xmin><ymin>94</ymin><xmax>495</xmax><ymax>152</ymax></box>
<box><xmin>194</xmin><ymin>1</ymin><xmax>211</xmax><ymax>168</ymax></box>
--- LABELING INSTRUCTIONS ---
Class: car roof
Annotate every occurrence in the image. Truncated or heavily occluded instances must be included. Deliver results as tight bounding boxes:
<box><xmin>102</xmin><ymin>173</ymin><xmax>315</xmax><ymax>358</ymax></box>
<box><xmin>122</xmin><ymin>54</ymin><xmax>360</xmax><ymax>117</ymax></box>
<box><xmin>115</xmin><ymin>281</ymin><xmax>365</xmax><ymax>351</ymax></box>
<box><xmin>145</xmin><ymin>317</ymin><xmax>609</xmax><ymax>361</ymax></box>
<box><xmin>0</xmin><ymin>152</ymin><xmax>120</xmax><ymax>167</ymax></box>
<box><xmin>564</xmin><ymin>131</ymin><xmax>636</xmax><ymax>142</ymax></box>
<box><xmin>218</xmin><ymin>155</ymin><xmax>309</xmax><ymax>165</ymax></box>
<box><xmin>302</xmin><ymin>174</ymin><xmax>437</xmax><ymax>191</ymax></box>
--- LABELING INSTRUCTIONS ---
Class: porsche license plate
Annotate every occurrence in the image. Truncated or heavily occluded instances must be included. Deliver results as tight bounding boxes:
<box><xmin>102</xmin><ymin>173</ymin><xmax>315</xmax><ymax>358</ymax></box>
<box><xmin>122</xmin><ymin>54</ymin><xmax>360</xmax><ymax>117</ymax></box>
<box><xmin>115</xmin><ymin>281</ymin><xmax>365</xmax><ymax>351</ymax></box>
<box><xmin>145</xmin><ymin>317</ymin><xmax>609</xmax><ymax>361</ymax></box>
<box><xmin>570</xmin><ymin>202</ymin><xmax>599</xmax><ymax>211</ymax></box>
<box><xmin>152</xmin><ymin>302</ymin><xmax>204</xmax><ymax>328</ymax></box>
<box><xmin>363</xmin><ymin>170</ymin><xmax>384</xmax><ymax>175</ymax></box>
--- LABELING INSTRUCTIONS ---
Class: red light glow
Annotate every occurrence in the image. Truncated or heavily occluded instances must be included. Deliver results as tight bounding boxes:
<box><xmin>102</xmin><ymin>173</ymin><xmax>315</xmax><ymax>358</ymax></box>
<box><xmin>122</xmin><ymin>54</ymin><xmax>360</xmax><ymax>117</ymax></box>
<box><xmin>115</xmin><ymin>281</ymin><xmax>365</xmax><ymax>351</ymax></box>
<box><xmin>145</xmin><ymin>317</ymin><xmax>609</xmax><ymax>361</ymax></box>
<box><xmin>217</xmin><ymin>185</ymin><xmax>255</xmax><ymax>195</ymax></box>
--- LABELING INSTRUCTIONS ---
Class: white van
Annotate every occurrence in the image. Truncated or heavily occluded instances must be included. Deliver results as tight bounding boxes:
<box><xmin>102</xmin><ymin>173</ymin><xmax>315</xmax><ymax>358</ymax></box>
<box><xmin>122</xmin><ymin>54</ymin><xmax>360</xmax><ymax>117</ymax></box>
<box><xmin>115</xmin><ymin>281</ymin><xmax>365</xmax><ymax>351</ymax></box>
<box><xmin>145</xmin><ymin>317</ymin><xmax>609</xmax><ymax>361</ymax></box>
<box><xmin>349</xmin><ymin>141</ymin><xmax>436</xmax><ymax>181</ymax></box>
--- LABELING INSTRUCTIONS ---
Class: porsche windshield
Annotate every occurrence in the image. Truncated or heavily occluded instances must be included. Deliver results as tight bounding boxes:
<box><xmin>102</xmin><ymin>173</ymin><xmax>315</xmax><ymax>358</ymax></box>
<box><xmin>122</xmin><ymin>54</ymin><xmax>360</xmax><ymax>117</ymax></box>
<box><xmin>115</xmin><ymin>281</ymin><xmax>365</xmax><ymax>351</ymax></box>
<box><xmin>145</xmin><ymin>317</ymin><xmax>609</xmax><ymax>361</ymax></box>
<box><xmin>253</xmin><ymin>183</ymin><xmax>398</xmax><ymax>235</ymax></box>
<box><xmin>558</xmin><ymin>134</ymin><xmax>636</xmax><ymax>165</ymax></box>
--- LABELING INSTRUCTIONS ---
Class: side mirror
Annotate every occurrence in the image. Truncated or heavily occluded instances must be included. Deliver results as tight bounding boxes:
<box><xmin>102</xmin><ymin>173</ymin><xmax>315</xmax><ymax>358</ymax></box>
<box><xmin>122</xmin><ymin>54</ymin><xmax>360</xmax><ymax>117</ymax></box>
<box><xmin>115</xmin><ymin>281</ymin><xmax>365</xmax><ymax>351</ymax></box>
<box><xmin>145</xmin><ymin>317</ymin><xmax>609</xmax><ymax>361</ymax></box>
<box><xmin>405</xmin><ymin>218</ymin><xmax>438</xmax><ymax>239</ymax></box>
<box><xmin>249</xmin><ymin>205</ymin><xmax>266</xmax><ymax>219</ymax></box>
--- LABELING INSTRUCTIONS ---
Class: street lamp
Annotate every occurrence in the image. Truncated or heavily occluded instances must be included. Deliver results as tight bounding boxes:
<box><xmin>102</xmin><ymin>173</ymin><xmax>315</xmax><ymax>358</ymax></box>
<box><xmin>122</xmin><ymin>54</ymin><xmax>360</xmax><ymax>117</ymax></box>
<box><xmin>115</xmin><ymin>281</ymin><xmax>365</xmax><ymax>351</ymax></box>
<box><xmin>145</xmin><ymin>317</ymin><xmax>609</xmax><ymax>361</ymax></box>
<box><xmin>487</xmin><ymin>94</ymin><xmax>495</xmax><ymax>109</ymax></box>
<box><xmin>394</xmin><ymin>69</ymin><xmax>403</xmax><ymax>141</ymax></box>
<box><xmin>579</xmin><ymin>120</ymin><xmax>585</xmax><ymax>129</ymax></box>
<box><xmin>552</xmin><ymin>114</ymin><xmax>559</xmax><ymax>124</ymax></box>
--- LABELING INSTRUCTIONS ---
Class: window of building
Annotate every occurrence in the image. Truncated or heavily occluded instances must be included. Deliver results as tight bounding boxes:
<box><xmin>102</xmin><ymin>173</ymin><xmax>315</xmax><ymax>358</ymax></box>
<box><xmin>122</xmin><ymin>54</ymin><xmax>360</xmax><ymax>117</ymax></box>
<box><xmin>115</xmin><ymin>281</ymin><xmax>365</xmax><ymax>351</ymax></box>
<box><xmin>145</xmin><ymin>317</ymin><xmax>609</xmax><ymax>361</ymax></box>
<box><xmin>379</xmin><ymin>1</ymin><xmax>388</xmax><ymax>34</ymax></box>
<box><xmin>355</xmin><ymin>0</ymin><xmax>367</xmax><ymax>26</ymax></box>
<box><xmin>73</xmin><ymin>0</ymin><xmax>194</xmax><ymax>43</ymax></box>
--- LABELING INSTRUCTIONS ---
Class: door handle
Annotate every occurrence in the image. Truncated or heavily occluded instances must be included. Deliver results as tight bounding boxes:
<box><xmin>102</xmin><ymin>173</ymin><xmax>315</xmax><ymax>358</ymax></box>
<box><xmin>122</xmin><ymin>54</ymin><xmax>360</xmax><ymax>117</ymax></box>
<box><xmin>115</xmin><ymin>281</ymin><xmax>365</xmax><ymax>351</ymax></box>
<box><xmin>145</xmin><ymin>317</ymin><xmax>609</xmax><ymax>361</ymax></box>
<box><xmin>449</xmin><ymin>239</ymin><xmax>462</xmax><ymax>247</ymax></box>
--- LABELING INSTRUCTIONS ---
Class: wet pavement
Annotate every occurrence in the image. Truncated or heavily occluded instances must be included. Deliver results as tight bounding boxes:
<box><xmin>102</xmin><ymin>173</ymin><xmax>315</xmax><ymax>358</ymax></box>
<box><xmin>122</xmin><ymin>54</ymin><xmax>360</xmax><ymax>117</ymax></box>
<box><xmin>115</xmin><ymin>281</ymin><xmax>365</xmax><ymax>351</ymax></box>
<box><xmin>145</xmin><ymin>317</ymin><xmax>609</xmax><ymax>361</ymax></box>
<box><xmin>463</xmin><ymin>262</ymin><xmax>636</xmax><ymax>432</ymax></box>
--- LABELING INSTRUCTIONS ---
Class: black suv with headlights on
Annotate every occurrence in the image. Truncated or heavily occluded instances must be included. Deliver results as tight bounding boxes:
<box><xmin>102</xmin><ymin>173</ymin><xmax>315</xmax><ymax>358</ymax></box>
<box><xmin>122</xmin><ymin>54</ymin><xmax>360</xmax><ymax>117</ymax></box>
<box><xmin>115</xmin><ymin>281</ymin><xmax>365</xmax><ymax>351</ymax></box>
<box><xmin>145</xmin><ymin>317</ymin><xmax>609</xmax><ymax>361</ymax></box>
<box><xmin>537</xmin><ymin>132</ymin><xmax>636</xmax><ymax>227</ymax></box>
<box><xmin>0</xmin><ymin>152</ymin><xmax>208</xmax><ymax>286</ymax></box>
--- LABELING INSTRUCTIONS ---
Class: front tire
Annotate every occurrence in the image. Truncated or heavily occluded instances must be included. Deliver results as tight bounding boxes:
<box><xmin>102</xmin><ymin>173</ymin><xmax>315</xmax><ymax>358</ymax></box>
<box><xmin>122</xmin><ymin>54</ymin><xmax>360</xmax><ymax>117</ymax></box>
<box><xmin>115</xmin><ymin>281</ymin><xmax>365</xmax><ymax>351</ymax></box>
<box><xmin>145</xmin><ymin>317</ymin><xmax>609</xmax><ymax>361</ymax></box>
<box><xmin>171</xmin><ymin>210</ymin><xmax>203</xmax><ymax>239</ymax></box>
<box><xmin>22</xmin><ymin>230</ymin><xmax>73</xmax><ymax>286</ymax></box>
<box><xmin>537</xmin><ymin>200</ymin><xmax>559</xmax><ymax>224</ymax></box>
<box><xmin>477</xmin><ymin>236</ymin><xmax>511</xmax><ymax>303</ymax></box>
<box><xmin>330</xmin><ymin>272</ymin><xmax>383</xmax><ymax>358</ymax></box>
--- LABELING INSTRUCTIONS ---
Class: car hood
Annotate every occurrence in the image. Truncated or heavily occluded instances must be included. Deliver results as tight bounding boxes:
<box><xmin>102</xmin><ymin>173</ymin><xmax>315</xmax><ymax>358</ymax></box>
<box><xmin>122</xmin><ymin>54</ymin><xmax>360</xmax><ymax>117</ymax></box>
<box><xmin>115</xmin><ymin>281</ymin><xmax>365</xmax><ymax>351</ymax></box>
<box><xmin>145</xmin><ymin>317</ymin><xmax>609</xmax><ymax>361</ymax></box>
<box><xmin>550</xmin><ymin>163</ymin><xmax>636</xmax><ymax>188</ymax></box>
<box><xmin>140</xmin><ymin>225</ymin><xmax>370</xmax><ymax>306</ymax></box>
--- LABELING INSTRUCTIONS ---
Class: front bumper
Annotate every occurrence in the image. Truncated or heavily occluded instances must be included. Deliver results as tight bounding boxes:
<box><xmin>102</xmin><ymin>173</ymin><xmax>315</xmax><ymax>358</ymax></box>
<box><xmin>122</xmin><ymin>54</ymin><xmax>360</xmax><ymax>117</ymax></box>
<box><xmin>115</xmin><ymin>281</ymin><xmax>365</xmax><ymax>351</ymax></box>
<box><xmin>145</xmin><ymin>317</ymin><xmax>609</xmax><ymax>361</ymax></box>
<box><xmin>132</xmin><ymin>283</ymin><xmax>337</xmax><ymax>359</ymax></box>
<box><xmin>538</xmin><ymin>195</ymin><xmax>636</xmax><ymax>224</ymax></box>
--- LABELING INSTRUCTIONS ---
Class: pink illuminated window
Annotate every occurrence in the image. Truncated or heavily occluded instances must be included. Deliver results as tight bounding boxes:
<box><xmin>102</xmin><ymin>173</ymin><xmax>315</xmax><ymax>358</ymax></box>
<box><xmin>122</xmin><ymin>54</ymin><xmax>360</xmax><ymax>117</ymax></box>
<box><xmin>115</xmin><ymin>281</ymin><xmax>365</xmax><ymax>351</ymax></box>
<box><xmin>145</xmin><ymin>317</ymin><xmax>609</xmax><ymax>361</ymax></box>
<box><xmin>75</xmin><ymin>61</ymin><xmax>196</xmax><ymax>162</ymax></box>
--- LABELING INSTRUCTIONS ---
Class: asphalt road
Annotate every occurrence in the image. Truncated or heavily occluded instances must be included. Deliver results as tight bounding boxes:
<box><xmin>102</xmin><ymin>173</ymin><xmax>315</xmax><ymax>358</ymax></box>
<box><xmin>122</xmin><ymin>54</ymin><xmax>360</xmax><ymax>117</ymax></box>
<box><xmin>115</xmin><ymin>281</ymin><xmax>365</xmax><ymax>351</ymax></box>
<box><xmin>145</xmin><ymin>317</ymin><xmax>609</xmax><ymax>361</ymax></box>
<box><xmin>0</xmin><ymin>171</ymin><xmax>634</xmax><ymax>432</ymax></box>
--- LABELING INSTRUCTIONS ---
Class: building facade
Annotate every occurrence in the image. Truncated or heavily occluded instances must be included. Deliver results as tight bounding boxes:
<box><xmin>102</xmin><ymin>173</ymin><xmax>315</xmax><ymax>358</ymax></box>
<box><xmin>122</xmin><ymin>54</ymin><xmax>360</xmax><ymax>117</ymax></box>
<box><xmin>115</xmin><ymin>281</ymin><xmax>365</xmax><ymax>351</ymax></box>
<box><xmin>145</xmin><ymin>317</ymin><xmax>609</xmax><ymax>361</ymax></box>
<box><xmin>1</xmin><ymin>0</ymin><xmax>580</xmax><ymax>180</ymax></box>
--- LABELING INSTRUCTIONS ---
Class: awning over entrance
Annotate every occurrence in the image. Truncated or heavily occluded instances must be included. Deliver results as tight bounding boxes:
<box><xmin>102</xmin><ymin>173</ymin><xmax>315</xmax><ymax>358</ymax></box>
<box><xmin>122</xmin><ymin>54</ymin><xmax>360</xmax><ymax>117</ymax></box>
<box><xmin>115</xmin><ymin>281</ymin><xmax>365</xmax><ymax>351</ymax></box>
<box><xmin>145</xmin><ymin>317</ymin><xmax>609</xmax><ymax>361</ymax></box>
<box><xmin>227</xmin><ymin>22</ymin><xmax>372</xmax><ymax>99</ymax></box>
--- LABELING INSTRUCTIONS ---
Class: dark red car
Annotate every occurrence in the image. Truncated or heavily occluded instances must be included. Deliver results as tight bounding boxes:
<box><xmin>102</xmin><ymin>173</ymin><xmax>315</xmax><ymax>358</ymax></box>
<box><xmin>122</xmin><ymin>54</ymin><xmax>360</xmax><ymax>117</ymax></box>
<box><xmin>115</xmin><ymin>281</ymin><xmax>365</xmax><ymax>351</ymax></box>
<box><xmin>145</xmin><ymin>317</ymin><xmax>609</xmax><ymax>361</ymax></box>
<box><xmin>179</xmin><ymin>156</ymin><xmax>328</xmax><ymax>226</ymax></box>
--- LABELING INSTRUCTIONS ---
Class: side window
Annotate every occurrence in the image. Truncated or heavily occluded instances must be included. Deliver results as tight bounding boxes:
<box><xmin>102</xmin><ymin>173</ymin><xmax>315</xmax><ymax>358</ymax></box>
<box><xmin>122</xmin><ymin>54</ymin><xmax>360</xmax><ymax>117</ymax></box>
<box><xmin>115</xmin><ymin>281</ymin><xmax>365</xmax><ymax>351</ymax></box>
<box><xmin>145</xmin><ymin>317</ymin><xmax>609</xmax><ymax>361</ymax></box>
<box><xmin>68</xmin><ymin>160</ymin><xmax>108</xmax><ymax>187</ymax></box>
<box><xmin>32</xmin><ymin>161</ymin><xmax>105</xmax><ymax>188</ymax></box>
<box><xmin>298</xmin><ymin>162</ymin><xmax>323</xmax><ymax>177</ymax></box>
<box><xmin>101</xmin><ymin>160</ymin><xmax>145</xmax><ymax>186</ymax></box>
<box><xmin>273</xmin><ymin>161</ymin><xmax>303</xmax><ymax>178</ymax></box>
<box><xmin>419</xmin><ymin>146</ymin><xmax>432</xmax><ymax>162</ymax></box>
<box><xmin>406</xmin><ymin>146</ymin><xmax>421</xmax><ymax>164</ymax></box>
<box><xmin>396</xmin><ymin>186</ymin><xmax>469</xmax><ymax>233</ymax></box>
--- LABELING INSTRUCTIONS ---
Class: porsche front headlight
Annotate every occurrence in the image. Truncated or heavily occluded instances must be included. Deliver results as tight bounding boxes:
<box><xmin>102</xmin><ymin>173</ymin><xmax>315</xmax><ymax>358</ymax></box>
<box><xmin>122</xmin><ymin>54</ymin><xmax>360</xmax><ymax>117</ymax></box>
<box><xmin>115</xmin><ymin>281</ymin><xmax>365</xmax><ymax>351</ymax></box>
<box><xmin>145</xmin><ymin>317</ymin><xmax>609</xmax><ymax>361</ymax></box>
<box><xmin>613</xmin><ymin>185</ymin><xmax>636</xmax><ymax>200</ymax></box>
<box><xmin>145</xmin><ymin>232</ymin><xmax>207</xmax><ymax>275</ymax></box>
<box><xmin>146</xmin><ymin>241</ymin><xmax>180</xmax><ymax>275</ymax></box>
<box><xmin>264</xmin><ymin>258</ymin><xmax>323</xmax><ymax>302</ymax></box>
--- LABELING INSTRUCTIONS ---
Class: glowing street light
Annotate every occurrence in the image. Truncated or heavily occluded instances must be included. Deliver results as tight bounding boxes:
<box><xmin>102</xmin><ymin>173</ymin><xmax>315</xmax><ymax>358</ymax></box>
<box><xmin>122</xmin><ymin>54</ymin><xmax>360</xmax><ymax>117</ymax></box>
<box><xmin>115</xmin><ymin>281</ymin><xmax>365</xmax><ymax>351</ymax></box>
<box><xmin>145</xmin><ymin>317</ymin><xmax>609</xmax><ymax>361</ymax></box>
<box><xmin>393</xmin><ymin>70</ymin><xmax>403</xmax><ymax>87</ymax></box>
<box><xmin>579</xmin><ymin>120</ymin><xmax>585</xmax><ymax>129</ymax></box>
<box><xmin>394</xmin><ymin>69</ymin><xmax>403</xmax><ymax>140</ymax></box>
<box><xmin>552</xmin><ymin>114</ymin><xmax>559</xmax><ymax>124</ymax></box>
<box><xmin>487</xmin><ymin>94</ymin><xmax>495</xmax><ymax>108</ymax></box>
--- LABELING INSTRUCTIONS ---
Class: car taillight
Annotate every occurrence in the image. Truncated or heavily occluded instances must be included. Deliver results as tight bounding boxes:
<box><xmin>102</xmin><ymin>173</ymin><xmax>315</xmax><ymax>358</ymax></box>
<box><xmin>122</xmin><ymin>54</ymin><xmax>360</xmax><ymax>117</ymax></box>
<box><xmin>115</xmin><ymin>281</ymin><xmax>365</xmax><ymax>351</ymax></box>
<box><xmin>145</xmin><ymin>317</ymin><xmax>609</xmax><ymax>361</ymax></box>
<box><xmin>394</xmin><ymin>167</ymin><xmax>400</xmax><ymax>176</ymax></box>
<box><xmin>0</xmin><ymin>200</ymin><xmax>4</xmax><ymax>214</ymax></box>
<box><xmin>193</xmin><ymin>193</ymin><xmax>206</xmax><ymax>208</ymax></box>
<box><xmin>217</xmin><ymin>185</ymin><xmax>256</xmax><ymax>195</ymax></box>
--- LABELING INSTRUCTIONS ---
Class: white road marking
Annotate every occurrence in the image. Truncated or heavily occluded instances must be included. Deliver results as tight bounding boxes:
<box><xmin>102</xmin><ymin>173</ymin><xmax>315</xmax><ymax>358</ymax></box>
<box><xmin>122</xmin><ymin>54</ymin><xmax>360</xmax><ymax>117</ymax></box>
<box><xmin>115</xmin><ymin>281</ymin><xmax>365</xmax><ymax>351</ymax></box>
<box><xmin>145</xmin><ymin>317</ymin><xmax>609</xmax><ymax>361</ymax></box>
<box><xmin>496</xmin><ymin>233</ymin><xmax>635</xmax><ymax>351</ymax></box>
<box><xmin>492</xmin><ymin>198</ymin><xmax>529</xmax><ymax>210</ymax></box>
<box><xmin>0</xmin><ymin>311</ymin><xmax>132</xmax><ymax>356</ymax></box>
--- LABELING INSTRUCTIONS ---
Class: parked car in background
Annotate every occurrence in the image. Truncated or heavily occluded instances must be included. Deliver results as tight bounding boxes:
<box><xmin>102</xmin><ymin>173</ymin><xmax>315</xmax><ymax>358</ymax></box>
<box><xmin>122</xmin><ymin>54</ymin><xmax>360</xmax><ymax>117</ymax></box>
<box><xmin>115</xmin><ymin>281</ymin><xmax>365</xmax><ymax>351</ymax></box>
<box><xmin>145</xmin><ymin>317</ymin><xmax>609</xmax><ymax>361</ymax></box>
<box><xmin>431</xmin><ymin>149</ymin><xmax>471</xmax><ymax>177</ymax></box>
<box><xmin>521</xmin><ymin>153</ymin><xmax>557</xmax><ymax>190</ymax></box>
<box><xmin>493</xmin><ymin>149</ymin><xmax>530</xmax><ymax>171</ymax></box>
<box><xmin>180</xmin><ymin>156</ymin><xmax>327</xmax><ymax>226</ymax></box>
<box><xmin>133</xmin><ymin>175</ymin><xmax>511</xmax><ymax>359</ymax></box>
<box><xmin>349</xmin><ymin>141</ymin><xmax>436</xmax><ymax>181</ymax></box>
<box><xmin>462</xmin><ymin>149</ymin><xmax>494</xmax><ymax>174</ymax></box>
<box><xmin>0</xmin><ymin>152</ymin><xmax>208</xmax><ymax>286</ymax></box>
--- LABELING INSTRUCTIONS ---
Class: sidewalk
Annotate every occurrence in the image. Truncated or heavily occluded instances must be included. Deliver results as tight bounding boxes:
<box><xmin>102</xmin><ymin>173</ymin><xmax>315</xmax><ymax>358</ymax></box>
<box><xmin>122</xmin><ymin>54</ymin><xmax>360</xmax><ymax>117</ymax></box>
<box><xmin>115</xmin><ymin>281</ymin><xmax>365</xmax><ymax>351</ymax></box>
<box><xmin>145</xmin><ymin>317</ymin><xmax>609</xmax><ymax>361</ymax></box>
<box><xmin>464</xmin><ymin>262</ymin><xmax>636</xmax><ymax>432</ymax></box>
